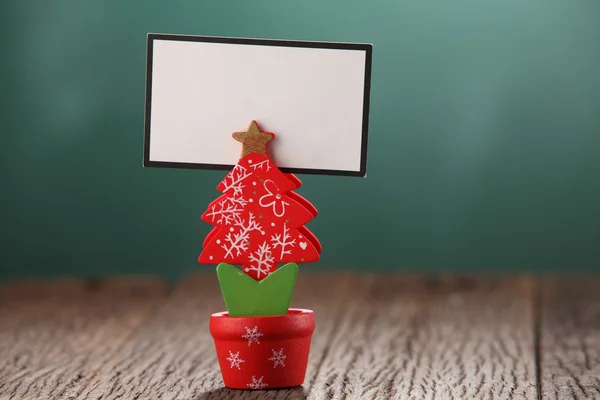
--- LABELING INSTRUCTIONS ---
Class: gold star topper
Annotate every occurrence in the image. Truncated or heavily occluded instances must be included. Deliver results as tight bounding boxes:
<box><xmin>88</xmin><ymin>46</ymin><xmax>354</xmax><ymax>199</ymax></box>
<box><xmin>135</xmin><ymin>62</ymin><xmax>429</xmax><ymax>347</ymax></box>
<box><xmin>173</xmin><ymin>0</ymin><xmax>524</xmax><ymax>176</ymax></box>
<box><xmin>232</xmin><ymin>120</ymin><xmax>275</xmax><ymax>158</ymax></box>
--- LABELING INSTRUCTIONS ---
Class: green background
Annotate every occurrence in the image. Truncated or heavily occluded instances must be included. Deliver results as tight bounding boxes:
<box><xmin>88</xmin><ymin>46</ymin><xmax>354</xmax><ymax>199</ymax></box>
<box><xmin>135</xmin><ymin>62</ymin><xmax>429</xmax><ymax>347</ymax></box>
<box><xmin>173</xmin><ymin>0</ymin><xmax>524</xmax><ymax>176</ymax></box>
<box><xmin>2</xmin><ymin>0</ymin><xmax>599</xmax><ymax>282</ymax></box>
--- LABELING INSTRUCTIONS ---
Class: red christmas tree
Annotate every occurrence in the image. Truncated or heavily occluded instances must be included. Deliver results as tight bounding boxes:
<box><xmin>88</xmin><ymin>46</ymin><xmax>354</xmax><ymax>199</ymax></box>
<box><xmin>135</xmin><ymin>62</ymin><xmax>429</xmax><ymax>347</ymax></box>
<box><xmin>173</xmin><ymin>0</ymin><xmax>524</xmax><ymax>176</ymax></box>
<box><xmin>198</xmin><ymin>121</ymin><xmax>321</xmax><ymax>280</ymax></box>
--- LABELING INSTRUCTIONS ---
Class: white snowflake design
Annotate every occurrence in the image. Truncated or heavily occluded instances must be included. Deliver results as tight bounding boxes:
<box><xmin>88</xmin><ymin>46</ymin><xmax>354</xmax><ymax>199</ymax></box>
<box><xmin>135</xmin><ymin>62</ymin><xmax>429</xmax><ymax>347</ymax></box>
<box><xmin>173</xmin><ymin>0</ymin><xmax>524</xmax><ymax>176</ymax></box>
<box><xmin>246</xmin><ymin>241</ymin><xmax>274</xmax><ymax>279</ymax></box>
<box><xmin>268</xmin><ymin>348</ymin><xmax>286</xmax><ymax>368</ymax></box>
<box><xmin>222</xmin><ymin>212</ymin><xmax>264</xmax><ymax>258</ymax></box>
<box><xmin>242</xmin><ymin>326</ymin><xmax>263</xmax><ymax>346</ymax></box>
<box><xmin>226</xmin><ymin>350</ymin><xmax>245</xmax><ymax>370</ymax></box>
<box><xmin>222</xmin><ymin>164</ymin><xmax>252</xmax><ymax>196</ymax></box>
<box><xmin>249</xmin><ymin>159</ymin><xmax>271</xmax><ymax>172</ymax></box>
<box><xmin>271</xmin><ymin>224</ymin><xmax>296</xmax><ymax>259</ymax></box>
<box><xmin>247</xmin><ymin>376</ymin><xmax>268</xmax><ymax>389</ymax></box>
<box><xmin>205</xmin><ymin>197</ymin><xmax>248</xmax><ymax>225</ymax></box>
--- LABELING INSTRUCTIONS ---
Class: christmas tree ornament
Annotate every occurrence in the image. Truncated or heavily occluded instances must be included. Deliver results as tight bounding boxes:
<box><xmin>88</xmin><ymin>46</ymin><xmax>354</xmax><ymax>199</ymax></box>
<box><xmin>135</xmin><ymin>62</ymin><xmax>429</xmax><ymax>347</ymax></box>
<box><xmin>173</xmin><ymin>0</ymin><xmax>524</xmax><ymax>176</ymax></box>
<box><xmin>200</xmin><ymin>120</ymin><xmax>320</xmax><ymax>389</ymax></box>
<box><xmin>143</xmin><ymin>32</ymin><xmax>372</xmax><ymax>392</ymax></box>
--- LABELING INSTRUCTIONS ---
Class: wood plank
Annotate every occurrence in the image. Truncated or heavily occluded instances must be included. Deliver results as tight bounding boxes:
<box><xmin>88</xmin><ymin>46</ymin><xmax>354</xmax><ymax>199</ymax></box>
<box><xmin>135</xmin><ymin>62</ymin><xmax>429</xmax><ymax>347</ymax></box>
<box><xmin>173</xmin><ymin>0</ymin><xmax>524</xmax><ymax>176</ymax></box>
<box><xmin>0</xmin><ymin>278</ymin><xmax>88</xmax><ymax>301</ymax></box>
<box><xmin>307</xmin><ymin>275</ymin><xmax>538</xmax><ymax>399</ymax></box>
<box><xmin>0</xmin><ymin>274</ymin><xmax>540</xmax><ymax>399</ymax></box>
<box><xmin>0</xmin><ymin>277</ymin><xmax>168</xmax><ymax>400</ymax></box>
<box><xmin>288</xmin><ymin>271</ymin><xmax>357</xmax><ymax>398</ymax></box>
<box><xmin>74</xmin><ymin>271</ymin><xmax>354</xmax><ymax>400</ymax></box>
<box><xmin>540</xmin><ymin>277</ymin><xmax>600</xmax><ymax>399</ymax></box>
<box><xmin>73</xmin><ymin>272</ymin><xmax>224</xmax><ymax>399</ymax></box>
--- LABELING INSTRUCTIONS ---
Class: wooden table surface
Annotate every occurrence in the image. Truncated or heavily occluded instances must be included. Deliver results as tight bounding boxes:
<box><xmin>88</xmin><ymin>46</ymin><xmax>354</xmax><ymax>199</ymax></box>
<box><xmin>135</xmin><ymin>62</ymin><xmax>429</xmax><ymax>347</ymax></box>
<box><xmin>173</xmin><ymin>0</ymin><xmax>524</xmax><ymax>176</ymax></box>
<box><xmin>0</xmin><ymin>272</ymin><xmax>598</xmax><ymax>400</ymax></box>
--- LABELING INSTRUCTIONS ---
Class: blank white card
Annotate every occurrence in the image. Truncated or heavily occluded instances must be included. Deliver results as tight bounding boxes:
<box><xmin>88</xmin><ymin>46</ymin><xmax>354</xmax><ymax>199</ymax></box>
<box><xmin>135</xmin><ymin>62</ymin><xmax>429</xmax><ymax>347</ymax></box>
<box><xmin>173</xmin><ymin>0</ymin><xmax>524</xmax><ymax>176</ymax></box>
<box><xmin>144</xmin><ymin>34</ymin><xmax>372</xmax><ymax>176</ymax></box>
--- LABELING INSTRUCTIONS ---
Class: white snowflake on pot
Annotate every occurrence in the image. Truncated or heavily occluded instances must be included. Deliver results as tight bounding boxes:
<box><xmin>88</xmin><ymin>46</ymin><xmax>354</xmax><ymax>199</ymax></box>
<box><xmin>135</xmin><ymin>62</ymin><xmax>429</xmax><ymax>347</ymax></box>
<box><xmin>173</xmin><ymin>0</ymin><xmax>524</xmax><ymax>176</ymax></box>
<box><xmin>247</xmin><ymin>376</ymin><xmax>268</xmax><ymax>389</ymax></box>
<box><xmin>242</xmin><ymin>325</ymin><xmax>263</xmax><ymax>346</ymax></box>
<box><xmin>268</xmin><ymin>348</ymin><xmax>286</xmax><ymax>368</ymax></box>
<box><xmin>226</xmin><ymin>350</ymin><xmax>245</xmax><ymax>370</ymax></box>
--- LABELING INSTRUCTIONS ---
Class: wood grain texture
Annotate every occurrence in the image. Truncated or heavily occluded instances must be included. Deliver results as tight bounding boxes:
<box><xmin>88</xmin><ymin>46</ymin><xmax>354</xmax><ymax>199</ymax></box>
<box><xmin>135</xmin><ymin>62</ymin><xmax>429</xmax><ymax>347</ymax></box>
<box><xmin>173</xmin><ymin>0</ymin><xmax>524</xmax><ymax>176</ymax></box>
<box><xmin>0</xmin><ymin>273</ymin><xmax>542</xmax><ymax>400</ymax></box>
<box><xmin>70</xmin><ymin>273</ymin><xmax>224</xmax><ymax>400</ymax></box>
<box><xmin>71</xmin><ymin>272</ymin><xmax>354</xmax><ymax>400</ymax></box>
<box><xmin>308</xmin><ymin>275</ymin><xmax>538</xmax><ymax>400</ymax></box>
<box><xmin>0</xmin><ymin>277</ymin><xmax>167</xmax><ymax>400</ymax></box>
<box><xmin>540</xmin><ymin>277</ymin><xmax>600</xmax><ymax>400</ymax></box>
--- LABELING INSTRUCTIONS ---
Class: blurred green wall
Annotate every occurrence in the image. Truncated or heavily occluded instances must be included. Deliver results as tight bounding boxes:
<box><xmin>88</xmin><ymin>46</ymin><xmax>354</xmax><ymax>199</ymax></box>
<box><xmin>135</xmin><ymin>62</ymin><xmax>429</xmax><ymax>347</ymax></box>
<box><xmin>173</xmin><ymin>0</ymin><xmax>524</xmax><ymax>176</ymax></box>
<box><xmin>2</xmin><ymin>0</ymin><xmax>599</xmax><ymax>281</ymax></box>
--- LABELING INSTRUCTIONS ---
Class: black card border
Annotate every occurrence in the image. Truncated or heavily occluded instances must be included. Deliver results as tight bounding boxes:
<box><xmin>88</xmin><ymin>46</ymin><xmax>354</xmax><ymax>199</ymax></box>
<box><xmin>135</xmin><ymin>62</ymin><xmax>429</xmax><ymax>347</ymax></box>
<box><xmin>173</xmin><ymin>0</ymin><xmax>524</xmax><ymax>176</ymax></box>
<box><xmin>143</xmin><ymin>33</ymin><xmax>372</xmax><ymax>177</ymax></box>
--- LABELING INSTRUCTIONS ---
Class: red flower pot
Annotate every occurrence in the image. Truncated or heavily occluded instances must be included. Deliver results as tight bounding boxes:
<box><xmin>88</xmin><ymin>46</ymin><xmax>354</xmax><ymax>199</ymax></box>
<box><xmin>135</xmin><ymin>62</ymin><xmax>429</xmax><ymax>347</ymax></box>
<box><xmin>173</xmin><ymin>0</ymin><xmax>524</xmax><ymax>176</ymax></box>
<box><xmin>210</xmin><ymin>308</ymin><xmax>315</xmax><ymax>389</ymax></box>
